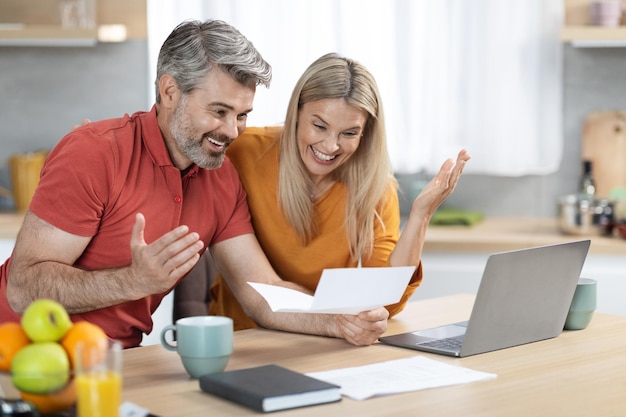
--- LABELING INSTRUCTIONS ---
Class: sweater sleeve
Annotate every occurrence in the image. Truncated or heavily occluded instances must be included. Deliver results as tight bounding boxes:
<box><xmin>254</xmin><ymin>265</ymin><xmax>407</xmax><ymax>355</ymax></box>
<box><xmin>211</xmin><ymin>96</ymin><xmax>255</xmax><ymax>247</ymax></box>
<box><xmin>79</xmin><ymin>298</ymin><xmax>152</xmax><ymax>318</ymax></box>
<box><xmin>362</xmin><ymin>182</ymin><xmax>422</xmax><ymax>318</ymax></box>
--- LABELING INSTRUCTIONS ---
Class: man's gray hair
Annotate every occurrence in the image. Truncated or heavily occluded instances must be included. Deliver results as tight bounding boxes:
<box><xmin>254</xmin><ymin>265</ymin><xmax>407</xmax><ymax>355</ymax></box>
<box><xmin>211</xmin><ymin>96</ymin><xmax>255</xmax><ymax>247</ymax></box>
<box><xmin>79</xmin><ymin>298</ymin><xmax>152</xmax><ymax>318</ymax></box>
<box><xmin>155</xmin><ymin>19</ymin><xmax>272</xmax><ymax>103</ymax></box>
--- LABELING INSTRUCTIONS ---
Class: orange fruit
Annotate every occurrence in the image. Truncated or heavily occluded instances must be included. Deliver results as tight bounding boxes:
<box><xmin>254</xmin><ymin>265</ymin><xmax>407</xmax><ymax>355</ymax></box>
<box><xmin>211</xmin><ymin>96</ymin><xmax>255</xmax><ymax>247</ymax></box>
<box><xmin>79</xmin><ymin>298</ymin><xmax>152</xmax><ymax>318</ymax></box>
<box><xmin>0</xmin><ymin>322</ymin><xmax>31</xmax><ymax>371</ymax></box>
<box><xmin>20</xmin><ymin>379</ymin><xmax>76</xmax><ymax>414</ymax></box>
<box><xmin>60</xmin><ymin>321</ymin><xmax>109</xmax><ymax>370</ymax></box>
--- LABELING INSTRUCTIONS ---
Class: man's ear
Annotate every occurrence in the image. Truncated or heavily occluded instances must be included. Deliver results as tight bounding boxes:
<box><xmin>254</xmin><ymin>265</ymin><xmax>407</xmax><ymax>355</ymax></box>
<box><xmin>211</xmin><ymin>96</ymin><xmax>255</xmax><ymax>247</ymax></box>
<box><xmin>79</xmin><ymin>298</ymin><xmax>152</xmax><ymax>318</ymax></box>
<box><xmin>158</xmin><ymin>74</ymin><xmax>179</xmax><ymax>108</ymax></box>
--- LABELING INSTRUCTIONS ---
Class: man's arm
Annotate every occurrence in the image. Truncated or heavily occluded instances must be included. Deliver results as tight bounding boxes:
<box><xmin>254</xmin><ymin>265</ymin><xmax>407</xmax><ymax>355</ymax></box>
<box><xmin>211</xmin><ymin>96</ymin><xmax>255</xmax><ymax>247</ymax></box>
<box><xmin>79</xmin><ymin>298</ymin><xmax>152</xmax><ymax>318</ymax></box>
<box><xmin>210</xmin><ymin>234</ymin><xmax>388</xmax><ymax>346</ymax></box>
<box><xmin>7</xmin><ymin>211</ymin><xmax>204</xmax><ymax>314</ymax></box>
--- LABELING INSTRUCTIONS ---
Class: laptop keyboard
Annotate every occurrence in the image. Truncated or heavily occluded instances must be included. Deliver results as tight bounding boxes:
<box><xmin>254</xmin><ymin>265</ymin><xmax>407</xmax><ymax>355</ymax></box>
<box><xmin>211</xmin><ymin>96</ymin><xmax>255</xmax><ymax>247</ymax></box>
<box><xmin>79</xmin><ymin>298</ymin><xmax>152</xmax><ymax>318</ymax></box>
<box><xmin>419</xmin><ymin>335</ymin><xmax>465</xmax><ymax>351</ymax></box>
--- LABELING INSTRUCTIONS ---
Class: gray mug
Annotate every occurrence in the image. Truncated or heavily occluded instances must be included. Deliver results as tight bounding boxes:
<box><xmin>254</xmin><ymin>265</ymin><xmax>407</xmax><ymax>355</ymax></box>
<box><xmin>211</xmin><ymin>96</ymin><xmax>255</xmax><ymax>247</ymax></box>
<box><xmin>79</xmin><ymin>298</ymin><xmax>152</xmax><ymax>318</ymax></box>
<box><xmin>160</xmin><ymin>316</ymin><xmax>233</xmax><ymax>378</ymax></box>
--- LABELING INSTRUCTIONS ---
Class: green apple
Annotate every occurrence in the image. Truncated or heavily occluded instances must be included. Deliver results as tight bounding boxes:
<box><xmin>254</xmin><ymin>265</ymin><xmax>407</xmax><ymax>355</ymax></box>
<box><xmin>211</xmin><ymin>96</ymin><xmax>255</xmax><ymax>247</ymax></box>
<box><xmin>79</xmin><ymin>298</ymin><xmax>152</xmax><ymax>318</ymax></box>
<box><xmin>11</xmin><ymin>342</ymin><xmax>70</xmax><ymax>394</ymax></box>
<box><xmin>21</xmin><ymin>299</ymin><xmax>73</xmax><ymax>342</ymax></box>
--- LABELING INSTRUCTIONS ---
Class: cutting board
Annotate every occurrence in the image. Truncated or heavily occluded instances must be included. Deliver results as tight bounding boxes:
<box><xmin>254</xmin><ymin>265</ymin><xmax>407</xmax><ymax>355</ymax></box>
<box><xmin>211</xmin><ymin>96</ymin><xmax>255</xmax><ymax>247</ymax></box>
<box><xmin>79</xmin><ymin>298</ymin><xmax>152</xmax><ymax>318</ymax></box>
<box><xmin>581</xmin><ymin>111</ymin><xmax>626</xmax><ymax>199</ymax></box>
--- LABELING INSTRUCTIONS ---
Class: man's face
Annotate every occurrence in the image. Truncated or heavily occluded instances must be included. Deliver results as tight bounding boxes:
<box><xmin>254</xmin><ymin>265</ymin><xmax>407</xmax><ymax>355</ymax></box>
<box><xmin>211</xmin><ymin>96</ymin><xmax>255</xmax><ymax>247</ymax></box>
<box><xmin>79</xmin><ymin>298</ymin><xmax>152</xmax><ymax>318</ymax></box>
<box><xmin>168</xmin><ymin>68</ymin><xmax>256</xmax><ymax>170</ymax></box>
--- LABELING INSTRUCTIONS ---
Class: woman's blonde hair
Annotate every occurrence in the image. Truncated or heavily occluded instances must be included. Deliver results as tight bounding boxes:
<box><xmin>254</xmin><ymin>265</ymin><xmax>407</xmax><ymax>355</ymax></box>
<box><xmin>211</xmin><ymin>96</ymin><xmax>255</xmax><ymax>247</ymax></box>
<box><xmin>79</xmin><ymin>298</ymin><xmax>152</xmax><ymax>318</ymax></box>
<box><xmin>278</xmin><ymin>53</ymin><xmax>396</xmax><ymax>262</ymax></box>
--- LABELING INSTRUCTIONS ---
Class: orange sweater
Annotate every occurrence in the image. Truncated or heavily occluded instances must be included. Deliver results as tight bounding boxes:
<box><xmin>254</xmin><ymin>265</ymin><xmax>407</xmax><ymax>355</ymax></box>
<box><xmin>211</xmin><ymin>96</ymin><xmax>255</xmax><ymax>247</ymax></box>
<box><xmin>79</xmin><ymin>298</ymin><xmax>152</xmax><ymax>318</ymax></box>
<box><xmin>210</xmin><ymin>126</ymin><xmax>422</xmax><ymax>330</ymax></box>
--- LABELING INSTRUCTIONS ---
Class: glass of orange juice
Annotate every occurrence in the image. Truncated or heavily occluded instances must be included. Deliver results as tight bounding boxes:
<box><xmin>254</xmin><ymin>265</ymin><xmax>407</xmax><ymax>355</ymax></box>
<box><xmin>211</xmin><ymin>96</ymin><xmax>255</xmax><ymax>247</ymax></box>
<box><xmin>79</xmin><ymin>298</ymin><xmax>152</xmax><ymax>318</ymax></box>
<box><xmin>74</xmin><ymin>339</ymin><xmax>122</xmax><ymax>417</ymax></box>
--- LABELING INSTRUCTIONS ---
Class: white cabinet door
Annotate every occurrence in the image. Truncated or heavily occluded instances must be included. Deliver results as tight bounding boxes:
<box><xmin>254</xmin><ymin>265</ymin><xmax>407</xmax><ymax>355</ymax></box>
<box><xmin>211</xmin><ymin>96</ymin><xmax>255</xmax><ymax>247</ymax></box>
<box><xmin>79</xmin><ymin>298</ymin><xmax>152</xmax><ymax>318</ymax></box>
<box><xmin>415</xmin><ymin>252</ymin><xmax>626</xmax><ymax>317</ymax></box>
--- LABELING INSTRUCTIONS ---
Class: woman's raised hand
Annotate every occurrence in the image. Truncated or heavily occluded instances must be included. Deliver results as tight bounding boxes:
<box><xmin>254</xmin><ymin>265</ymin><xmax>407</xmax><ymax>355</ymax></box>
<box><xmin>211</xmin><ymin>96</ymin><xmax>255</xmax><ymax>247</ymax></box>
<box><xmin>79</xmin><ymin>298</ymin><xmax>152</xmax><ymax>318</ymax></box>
<box><xmin>411</xmin><ymin>149</ymin><xmax>471</xmax><ymax>217</ymax></box>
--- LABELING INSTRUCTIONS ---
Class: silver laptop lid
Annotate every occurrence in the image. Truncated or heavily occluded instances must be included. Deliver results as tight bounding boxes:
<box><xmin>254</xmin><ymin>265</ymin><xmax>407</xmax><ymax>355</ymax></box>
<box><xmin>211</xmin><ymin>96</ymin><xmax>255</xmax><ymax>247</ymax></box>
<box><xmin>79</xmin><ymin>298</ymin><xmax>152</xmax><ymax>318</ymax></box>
<box><xmin>460</xmin><ymin>239</ymin><xmax>591</xmax><ymax>356</ymax></box>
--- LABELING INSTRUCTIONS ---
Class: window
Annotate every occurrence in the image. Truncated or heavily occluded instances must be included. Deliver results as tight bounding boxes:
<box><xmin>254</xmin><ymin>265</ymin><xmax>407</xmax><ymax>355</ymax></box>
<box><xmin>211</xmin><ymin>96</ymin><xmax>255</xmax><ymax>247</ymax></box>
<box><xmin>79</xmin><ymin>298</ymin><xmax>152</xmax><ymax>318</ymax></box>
<box><xmin>148</xmin><ymin>0</ymin><xmax>563</xmax><ymax>176</ymax></box>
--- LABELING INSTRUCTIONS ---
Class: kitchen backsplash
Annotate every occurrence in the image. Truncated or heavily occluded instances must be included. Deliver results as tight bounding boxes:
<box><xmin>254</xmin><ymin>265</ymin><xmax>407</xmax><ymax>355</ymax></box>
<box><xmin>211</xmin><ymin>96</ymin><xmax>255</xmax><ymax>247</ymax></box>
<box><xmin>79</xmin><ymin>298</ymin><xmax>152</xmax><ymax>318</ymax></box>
<box><xmin>1</xmin><ymin>43</ymin><xmax>626</xmax><ymax>217</ymax></box>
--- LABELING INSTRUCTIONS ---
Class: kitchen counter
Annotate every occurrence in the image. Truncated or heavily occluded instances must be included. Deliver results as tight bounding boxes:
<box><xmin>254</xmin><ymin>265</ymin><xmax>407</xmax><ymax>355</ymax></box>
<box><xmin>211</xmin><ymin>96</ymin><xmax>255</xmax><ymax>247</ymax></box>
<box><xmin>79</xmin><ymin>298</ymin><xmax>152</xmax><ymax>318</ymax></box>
<box><xmin>0</xmin><ymin>213</ymin><xmax>625</xmax><ymax>254</ymax></box>
<box><xmin>424</xmin><ymin>217</ymin><xmax>625</xmax><ymax>255</ymax></box>
<box><xmin>0</xmin><ymin>212</ymin><xmax>23</xmax><ymax>239</ymax></box>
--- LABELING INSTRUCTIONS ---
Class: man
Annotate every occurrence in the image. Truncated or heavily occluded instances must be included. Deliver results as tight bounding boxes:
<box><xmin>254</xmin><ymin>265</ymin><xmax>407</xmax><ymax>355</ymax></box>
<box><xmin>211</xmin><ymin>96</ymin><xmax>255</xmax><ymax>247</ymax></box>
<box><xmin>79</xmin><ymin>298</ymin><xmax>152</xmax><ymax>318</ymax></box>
<box><xmin>0</xmin><ymin>19</ymin><xmax>389</xmax><ymax>348</ymax></box>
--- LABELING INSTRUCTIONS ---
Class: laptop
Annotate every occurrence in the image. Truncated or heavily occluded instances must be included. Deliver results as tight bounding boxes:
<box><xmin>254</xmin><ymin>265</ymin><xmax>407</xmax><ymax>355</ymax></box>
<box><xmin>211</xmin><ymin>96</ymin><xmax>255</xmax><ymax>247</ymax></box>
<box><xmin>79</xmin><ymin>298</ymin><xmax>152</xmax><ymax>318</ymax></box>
<box><xmin>379</xmin><ymin>240</ymin><xmax>591</xmax><ymax>357</ymax></box>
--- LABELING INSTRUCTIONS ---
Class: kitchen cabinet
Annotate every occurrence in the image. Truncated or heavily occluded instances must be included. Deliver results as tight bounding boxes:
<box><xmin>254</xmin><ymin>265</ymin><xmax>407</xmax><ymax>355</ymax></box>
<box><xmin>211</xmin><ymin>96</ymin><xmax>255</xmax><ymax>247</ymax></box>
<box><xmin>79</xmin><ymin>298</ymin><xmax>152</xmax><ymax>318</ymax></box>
<box><xmin>561</xmin><ymin>0</ymin><xmax>626</xmax><ymax>47</ymax></box>
<box><xmin>416</xmin><ymin>252</ymin><xmax>626</xmax><ymax>318</ymax></box>
<box><xmin>0</xmin><ymin>0</ymin><xmax>146</xmax><ymax>46</ymax></box>
<box><xmin>416</xmin><ymin>217</ymin><xmax>626</xmax><ymax>318</ymax></box>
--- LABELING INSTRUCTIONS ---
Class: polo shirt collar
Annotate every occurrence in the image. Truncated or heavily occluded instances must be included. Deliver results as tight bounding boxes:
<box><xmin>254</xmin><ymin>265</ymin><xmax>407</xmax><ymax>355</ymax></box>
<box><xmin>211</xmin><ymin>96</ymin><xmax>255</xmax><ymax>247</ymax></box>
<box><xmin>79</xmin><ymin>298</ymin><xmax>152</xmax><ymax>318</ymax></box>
<box><xmin>140</xmin><ymin>105</ymin><xmax>200</xmax><ymax>177</ymax></box>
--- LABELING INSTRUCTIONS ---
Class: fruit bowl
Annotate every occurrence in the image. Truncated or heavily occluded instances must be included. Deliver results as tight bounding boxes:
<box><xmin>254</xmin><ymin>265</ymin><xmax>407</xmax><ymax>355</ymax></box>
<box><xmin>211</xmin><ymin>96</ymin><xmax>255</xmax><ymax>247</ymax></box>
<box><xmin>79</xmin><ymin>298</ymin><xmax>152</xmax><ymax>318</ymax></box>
<box><xmin>0</xmin><ymin>371</ymin><xmax>76</xmax><ymax>416</ymax></box>
<box><xmin>0</xmin><ymin>300</ymin><xmax>109</xmax><ymax>416</ymax></box>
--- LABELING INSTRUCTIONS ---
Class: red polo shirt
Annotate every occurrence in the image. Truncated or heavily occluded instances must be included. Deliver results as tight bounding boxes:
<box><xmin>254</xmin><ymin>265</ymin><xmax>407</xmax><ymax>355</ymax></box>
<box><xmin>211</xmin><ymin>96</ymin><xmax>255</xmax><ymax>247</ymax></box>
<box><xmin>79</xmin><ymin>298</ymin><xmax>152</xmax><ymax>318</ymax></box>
<box><xmin>0</xmin><ymin>105</ymin><xmax>253</xmax><ymax>347</ymax></box>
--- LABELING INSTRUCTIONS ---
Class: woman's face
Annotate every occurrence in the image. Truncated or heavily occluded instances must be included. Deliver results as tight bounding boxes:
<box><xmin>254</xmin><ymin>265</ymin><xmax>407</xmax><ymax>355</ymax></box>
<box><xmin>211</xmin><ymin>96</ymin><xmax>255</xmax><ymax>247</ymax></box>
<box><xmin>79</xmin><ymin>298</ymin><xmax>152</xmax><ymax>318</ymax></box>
<box><xmin>296</xmin><ymin>98</ymin><xmax>367</xmax><ymax>184</ymax></box>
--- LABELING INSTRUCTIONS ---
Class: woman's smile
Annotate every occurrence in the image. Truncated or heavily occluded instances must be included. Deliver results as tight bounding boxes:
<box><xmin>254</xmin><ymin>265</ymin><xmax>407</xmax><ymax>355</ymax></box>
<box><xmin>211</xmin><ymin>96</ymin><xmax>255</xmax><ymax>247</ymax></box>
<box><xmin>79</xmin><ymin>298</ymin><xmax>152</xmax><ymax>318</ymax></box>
<box><xmin>310</xmin><ymin>145</ymin><xmax>337</xmax><ymax>163</ymax></box>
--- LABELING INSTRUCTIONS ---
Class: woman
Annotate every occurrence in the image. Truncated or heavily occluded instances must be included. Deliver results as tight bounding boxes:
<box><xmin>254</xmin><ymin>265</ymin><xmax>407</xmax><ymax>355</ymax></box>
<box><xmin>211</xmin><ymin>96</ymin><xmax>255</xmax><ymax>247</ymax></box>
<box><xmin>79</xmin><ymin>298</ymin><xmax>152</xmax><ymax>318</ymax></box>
<box><xmin>175</xmin><ymin>53</ymin><xmax>470</xmax><ymax>331</ymax></box>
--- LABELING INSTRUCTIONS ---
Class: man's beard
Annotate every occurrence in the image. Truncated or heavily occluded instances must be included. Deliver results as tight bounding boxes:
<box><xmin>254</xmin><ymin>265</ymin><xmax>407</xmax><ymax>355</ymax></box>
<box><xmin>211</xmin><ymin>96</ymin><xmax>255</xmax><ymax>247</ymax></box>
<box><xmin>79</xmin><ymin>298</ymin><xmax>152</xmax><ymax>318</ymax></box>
<box><xmin>169</xmin><ymin>99</ymin><xmax>231</xmax><ymax>170</ymax></box>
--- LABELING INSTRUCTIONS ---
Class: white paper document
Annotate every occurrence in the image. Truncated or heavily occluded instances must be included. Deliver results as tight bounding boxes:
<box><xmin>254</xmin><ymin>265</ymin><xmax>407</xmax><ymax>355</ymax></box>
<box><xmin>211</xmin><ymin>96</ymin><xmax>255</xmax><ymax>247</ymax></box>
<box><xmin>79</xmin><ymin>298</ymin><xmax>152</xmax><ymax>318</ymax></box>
<box><xmin>307</xmin><ymin>356</ymin><xmax>497</xmax><ymax>401</ymax></box>
<box><xmin>247</xmin><ymin>266</ymin><xmax>416</xmax><ymax>315</ymax></box>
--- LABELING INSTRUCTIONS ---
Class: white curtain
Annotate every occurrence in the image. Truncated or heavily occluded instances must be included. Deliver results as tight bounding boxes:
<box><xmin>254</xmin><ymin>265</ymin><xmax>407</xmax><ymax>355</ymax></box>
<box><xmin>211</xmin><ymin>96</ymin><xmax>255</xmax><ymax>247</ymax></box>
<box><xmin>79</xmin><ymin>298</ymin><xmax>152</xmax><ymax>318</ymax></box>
<box><xmin>147</xmin><ymin>0</ymin><xmax>563</xmax><ymax>176</ymax></box>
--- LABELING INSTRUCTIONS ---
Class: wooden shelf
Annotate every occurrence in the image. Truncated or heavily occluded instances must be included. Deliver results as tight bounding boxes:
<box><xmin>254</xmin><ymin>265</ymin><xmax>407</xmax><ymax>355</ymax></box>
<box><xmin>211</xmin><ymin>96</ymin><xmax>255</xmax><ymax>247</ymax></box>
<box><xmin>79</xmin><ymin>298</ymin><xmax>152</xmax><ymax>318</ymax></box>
<box><xmin>0</xmin><ymin>0</ymin><xmax>145</xmax><ymax>47</ymax></box>
<box><xmin>562</xmin><ymin>0</ymin><xmax>626</xmax><ymax>47</ymax></box>
<box><xmin>0</xmin><ymin>24</ymin><xmax>97</xmax><ymax>46</ymax></box>
<box><xmin>561</xmin><ymin>25</ymin><xmax>626</xmax><ymax>47</ymax></box>
<box><xmin>0</xmin><ymin>23</ymin><xmax>131</xmax><ymax>47</ymax></box>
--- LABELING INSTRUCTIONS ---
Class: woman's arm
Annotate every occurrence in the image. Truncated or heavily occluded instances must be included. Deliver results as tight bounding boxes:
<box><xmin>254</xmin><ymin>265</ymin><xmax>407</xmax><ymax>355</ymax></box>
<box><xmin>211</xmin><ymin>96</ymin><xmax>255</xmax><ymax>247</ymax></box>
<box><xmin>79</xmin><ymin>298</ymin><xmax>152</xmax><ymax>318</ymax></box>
<box><xmin>391</xmin><ymin>149</ymin><xmax>470</xmax><ymax>268</ymax></box>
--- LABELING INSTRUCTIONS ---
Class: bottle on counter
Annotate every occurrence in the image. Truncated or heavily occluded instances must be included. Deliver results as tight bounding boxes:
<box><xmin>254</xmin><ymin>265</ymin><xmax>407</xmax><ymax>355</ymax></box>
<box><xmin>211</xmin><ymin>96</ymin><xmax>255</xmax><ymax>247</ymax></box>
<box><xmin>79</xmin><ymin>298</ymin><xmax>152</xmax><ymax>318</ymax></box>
<box><xmin>579</xmin><ymin>160</ymin><xmax>596</xmax><ymax>201</ymax></box>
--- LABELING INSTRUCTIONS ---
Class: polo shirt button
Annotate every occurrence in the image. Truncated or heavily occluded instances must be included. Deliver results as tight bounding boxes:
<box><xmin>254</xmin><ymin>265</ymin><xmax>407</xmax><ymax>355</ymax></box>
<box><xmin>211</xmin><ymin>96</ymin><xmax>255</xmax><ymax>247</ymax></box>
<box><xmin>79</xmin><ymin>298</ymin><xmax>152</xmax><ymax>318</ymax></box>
<box><xmin>174</xmin><ymin>195</ymin><xmax>182</xmax><ymax>203</ymax></box>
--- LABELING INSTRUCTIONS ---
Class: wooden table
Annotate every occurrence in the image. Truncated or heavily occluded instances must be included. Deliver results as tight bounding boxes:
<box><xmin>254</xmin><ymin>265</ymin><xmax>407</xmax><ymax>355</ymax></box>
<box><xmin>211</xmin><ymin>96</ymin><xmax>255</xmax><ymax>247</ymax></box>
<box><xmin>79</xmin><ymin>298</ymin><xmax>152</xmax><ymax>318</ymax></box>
<box><xmin>122</xmin><ymin>294</ymin><xmax>626</xmax><ymax>416</ymax></box>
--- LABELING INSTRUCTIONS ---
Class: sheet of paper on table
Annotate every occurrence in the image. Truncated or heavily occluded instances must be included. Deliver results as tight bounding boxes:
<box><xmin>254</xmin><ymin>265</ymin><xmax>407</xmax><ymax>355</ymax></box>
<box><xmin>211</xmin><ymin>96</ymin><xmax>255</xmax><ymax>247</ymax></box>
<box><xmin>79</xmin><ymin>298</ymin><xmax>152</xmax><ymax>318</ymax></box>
<box><xmin>307</xmin><ymin>356</ymin><xmax>497</xmax><ymax>401</ymax></box>
<box><xmin>247</xmin><ymin>266</ymin><xmax>416</xmax><ymax>315</ymax></box>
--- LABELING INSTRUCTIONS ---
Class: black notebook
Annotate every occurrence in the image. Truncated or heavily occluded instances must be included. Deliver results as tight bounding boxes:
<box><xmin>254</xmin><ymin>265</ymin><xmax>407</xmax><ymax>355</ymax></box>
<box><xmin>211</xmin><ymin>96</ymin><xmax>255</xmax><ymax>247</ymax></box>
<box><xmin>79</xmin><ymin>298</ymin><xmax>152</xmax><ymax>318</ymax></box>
<box><xmin>198</xmin><ymin>364</ymin><xmax>341</xmax><ymax>412</ymax></box>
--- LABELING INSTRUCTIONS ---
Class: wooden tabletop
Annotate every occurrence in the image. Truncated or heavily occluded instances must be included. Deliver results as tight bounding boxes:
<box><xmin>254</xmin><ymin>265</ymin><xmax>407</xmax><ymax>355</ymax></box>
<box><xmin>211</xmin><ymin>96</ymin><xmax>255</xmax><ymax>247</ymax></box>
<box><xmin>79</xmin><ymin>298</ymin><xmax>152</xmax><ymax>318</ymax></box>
<box><xmin>121</xmin><ymin>295</ymin><xmax>626</xmax><ymax>416</ymax></box>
